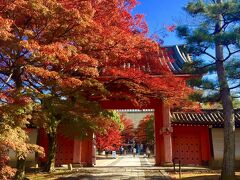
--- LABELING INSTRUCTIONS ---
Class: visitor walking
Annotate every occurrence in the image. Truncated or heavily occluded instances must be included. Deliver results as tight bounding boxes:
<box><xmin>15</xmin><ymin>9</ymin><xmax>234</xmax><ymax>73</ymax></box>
<box><xmin>133</xmin><ymin>147</ymin><xmax>136</xmax><ymax>157</ymax></box>
<box><xmin>146</xmin><ymin>147</ymin><xmax>150</xmax><ymax>158</ymax></box>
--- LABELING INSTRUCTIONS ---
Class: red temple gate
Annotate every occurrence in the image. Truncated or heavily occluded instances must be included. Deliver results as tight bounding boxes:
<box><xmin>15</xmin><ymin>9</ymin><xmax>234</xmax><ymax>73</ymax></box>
<box><xmin>38</xmin><ymin>129</ymin><xmax>94</xmax><ymax>166</ymax></box>
<box><xmin>99</xmin><ymin>99</ymin><xmax>173</xmax><ymax>166</ymax></box>
<box><xmin>37</xmin><ymin>45</ymin><xmax>211</xmax><ymax>167</ymax></box>
<box><xmin>38</xmin><ymin>99</ymin><xmax>174</xmax><ymax>166</ymax></box>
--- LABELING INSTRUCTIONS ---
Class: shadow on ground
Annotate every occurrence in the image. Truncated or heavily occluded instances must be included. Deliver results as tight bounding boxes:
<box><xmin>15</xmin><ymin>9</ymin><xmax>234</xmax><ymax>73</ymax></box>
<box><xmin>57</xmin><ymin>175</ymin><xmax>168</xmax><ymax>180</ymax></box>
<box><xmin>179</xmin><ymin>175</ymin><xmax>240</xmax><ymax>180</ymax></box>
<box><xmin>57</xmin><ymin>174</ymin><xmax>125</xmax><ymax>180</ymax></box>
<box><xmin>168</xmin><ymin>172</ymin><xmax>240</xmax><ymax>180</ymax></box>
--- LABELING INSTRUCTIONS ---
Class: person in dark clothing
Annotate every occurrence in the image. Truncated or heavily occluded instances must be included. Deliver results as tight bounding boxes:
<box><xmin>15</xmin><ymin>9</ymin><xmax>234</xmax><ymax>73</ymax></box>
<box><xmin>146</xmin><ymin>147</ymin><xmax>150</xmax><ymax>158</ymax></box>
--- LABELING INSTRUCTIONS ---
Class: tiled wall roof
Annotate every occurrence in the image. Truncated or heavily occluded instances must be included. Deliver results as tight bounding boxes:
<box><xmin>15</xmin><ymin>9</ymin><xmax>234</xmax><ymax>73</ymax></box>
<box><xmin>171</xmin><ymin>109</ymin><xmax>240</xmax><ymax>127</ymax></box>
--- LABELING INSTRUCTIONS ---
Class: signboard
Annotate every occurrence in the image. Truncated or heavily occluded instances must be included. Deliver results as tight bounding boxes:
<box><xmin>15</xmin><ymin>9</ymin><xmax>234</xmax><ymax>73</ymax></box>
<box><xmin>112</xmin><ymin>151</ymin><xmax>117</xmax><ymax>158</ymax></box>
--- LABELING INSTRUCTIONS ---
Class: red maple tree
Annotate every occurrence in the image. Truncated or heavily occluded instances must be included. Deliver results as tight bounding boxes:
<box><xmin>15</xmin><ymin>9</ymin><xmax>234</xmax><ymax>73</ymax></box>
<box><xmin>135</xmin><ymin>114</ymin><xmax>153</xmax><ymax>143</ymax></box>
<box><xmin>96</xmin><ymin>123</ymin><xmax>123</xmax><ymax>152</ymax></box>
<box><xmin>0</xmin><ymin>0</ymin><xmax>197</xmax><ymax>177</ymax></box>
<box><xmin>120</xmin><ymin>115</ymin><xmax>134</xmax><ymax>144</ymax></box>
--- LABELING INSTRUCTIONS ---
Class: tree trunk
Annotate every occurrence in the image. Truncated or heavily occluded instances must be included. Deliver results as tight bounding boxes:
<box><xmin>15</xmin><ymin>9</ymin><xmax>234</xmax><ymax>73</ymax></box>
<box><xmin>216</xmin><ymin>54</ymin><xmax>236</xmax><ymax>179</ymax></box>
<box><xmin>14</xmin><ymin>156</ymin><xmax>26</xmax><ymax>180</ymax></box>
<box><xmin>45</xmin><ymin>132</ymin><xmax>57</xmax><ymax>172</ymax></box>
<box><xmin>215</xmin><ymin>2</ymin><xmax>235</xmax><ymax>177</ymax></box>
<box><xmin>216</xmin><ymin>58</ymin><xmax>235</xmax><ymax>180</ymax></box>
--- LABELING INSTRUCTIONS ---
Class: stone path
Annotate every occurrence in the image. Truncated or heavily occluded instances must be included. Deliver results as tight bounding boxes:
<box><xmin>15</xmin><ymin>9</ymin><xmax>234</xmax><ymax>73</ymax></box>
<box><xmin>57</xmin><ymin>167</ymin><xmax>171</xmax><ymax>180</ymax></box>
<box><xmin>96</xmin><ymin>155</ymin><xmax>153</xmax><ymax>167</ymax></box>
<box><xmin>57</xmin><ymin>155</ymin><xmax>171</xmax><ymax>180</ymax></box>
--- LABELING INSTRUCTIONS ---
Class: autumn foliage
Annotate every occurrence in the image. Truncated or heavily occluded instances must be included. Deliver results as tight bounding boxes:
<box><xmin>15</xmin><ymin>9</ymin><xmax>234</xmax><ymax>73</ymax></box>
<box><xmin>0</xmin><ymin>98</ymin><xmax>44</xmax><ymax>179</ymax></box>
<box><xmin>96</xmin><ymin>113</ymin><xmax>135</xmax><ymax>151</ymax></box>
<box><xmin>135</xmin><ymin>114</ymin><xmax>154</xmax><ymax>143</ymax></box>
<box><xmin>96</xmin><ymin>111</ymin><xmax>123</xmax><ymax>151</ymax></box>
<box><xmin>96</xmin><ymin>123</ymin><xmax>123</xmax><ymax>151</ymax></box>
<box><xmin>120</xmin><ymin>114</ymin><xmax>135</xmax><ymax>144</ymax></box>
<box><xmin>0</xmin><ymin>0</ymin><xmax>195</xmax><ymax>177</ymax></box>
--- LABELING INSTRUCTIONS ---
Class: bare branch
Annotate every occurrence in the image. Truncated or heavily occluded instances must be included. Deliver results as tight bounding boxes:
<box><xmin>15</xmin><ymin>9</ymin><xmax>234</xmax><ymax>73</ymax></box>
<box><xmin>224</xmin><ymin>45</ymin><xmax>232</xmax><ymax>61</ymax></box>
<box><xmin>232</xmin><ymin>96</ymin><xmax>240</xmax><ymax>99</ymax></box>
<box><xmin>224</xmin><ymin>49</ymin><xmax>240</xmax><ymax>61</ymax></box>
<box><xmin>33</xmin><ymin>21</ymin><xmax>49</xmax><ymax>40</ymax></box>
<box><xmin>0</xmin><ymin>73</ymin><xmax>14</xmax><ymax>89</ymax></box>
<box><xmin>229</xmin><ymin>83</ymin><xmax>240</xmax><ymax>90</ymax></box>
<box><xmin>0</xmin><ymin>53</ymin><xmax>4</xmax><ymax>61</ymax></box>
<box><xmin>202</xmin><ymin>51</ymin><xmax>217</xmax><ymax>61</ymax></box>
<box><xmin>198</xmin><ymin>61</ymin><xmax>216</xmax><ymax>70</ymax></box>
<box><xmin>24</xmin><ymin>74</ymin><xmax>45</xmax><ymax>94</ymax></box>
<box><xmin>23</xmin><ymin>81</ymin><xmax>43</xmax><ymax>94</ymax></box>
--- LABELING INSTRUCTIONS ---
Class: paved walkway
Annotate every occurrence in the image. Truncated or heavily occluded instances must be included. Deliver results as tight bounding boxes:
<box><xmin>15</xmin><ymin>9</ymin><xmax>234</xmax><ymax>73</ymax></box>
<box><xmin>95</xmin><ymin>155</ymin><xmax>153</xmax><ymax>167</ymax></box>
<box><xmin>57</xmin><ymin>155</ymin><xmax>171</xmax><ymax>180</ymax></box>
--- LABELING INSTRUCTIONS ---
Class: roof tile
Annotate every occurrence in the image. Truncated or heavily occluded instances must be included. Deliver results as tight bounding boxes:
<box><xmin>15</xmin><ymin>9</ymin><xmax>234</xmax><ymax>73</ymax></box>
<box><xmin>171</xmin><ymin>109</ymin><xmax>240</xmax><ymax>127</ymax></box>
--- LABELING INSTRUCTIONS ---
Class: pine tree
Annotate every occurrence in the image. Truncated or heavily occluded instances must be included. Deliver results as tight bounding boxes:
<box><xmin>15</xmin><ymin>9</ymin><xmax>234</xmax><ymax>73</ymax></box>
<box><xmin>176</xmin><ymin>0</ymin><xmax>240</xmax><ymax>179</ymax></box>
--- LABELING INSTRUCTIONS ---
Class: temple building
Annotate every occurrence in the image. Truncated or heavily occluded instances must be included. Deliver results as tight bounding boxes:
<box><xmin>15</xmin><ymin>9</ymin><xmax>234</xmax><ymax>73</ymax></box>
<box><xmin>9</xmin><ymin>45</ymin><xmax>240</xmax><ymax>168</ymax></box>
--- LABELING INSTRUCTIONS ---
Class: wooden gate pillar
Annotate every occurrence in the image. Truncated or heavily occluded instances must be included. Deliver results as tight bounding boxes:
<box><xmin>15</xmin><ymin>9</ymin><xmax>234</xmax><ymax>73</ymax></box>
<box><xmin>73</xmin><ymin>136</ymin><xmax>94</xmax><ymax>167</ymax></box>
<box><xmin>154</xmin><ymin>101</ymin><xmax>164</xmax><ymax>165</ymax></box>
<box><xmin>154</xmin><ymin>101</ymin><xmax>173</xmax><ymax>166</ymax></box>
<box><xmin>161</xmin><ymin>103</ymin><xmax>173</xmax><ymax>165</ymax></box>
<box><xmin>81</xmin><ymin>138</ymin><xmax>94</xmax><ymax>166</ymax></box>
<box><xmin>73</xmin><ymin>140</ymin><xmax>82</xmax><ymax>163</ymax></box>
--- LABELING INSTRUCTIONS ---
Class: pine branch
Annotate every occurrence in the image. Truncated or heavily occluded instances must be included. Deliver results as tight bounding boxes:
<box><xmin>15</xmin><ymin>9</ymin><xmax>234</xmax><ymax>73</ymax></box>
<box><xmin>232</xmin><ymin>96</ymin><xmax>240</xmax><ymax>99</ymax></box>
<box><xmin>229</xmin><ymin>83</ymin><xmax>240</xmax><ymax>90</ymax></box>
<box><xmin>224</xmin><ymin>46</ymin><xmax>240</xmax><ymax>61</ymax></box>
<box><xmin>197</xmin><ymin>61</ymin><xmax>216</xmax><ymax>71</ymax></box>
<box><xmin>201</xmin><ymin>49</ymin><xmax>217</xmax><ymax>60</ymax></box>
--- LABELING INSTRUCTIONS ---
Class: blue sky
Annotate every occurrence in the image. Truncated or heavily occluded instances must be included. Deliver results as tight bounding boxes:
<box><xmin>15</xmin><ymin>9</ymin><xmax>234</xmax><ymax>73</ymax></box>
<box><xmin>132</xmin><ymin>0</ymin><xmax>189</xmax><ymax>46</ymax></box>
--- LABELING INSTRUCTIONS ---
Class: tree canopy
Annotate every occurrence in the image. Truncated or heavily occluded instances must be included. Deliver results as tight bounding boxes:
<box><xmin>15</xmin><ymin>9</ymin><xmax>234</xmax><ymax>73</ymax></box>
<box><xmin>0</xmin><ymin>0</ymin><xmax>196</xmax><ymax>177</ymax></box>
<box><xmin>120</xmin><ymin>114</ymin><xmax>134</xmax><ymax>144</ymax></box>
<box><xmin>95</xmin><ymin>111</ymin><xmax>123</xmax><ymax>151</ymax></box>
<box><xmin>176</xmin><ymin>0</ymin><xmax>240</xmax><ymax>179</ymax></box>
<box><xmin>135</xmin><ymin>114</ymin><xmax>154</xmax><ymax>144</ymax></box>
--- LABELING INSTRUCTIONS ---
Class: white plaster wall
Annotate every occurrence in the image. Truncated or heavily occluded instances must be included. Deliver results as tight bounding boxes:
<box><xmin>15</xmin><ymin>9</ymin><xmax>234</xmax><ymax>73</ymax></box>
<box><xmin>212</xmin><ymin>128</ymin><xmax>240</xmax><ymax>160</ymax></box>
<box><xmin>119</xmin><ymin>110</ymin><xmax>154</xmax><ymax>128</ymax></box>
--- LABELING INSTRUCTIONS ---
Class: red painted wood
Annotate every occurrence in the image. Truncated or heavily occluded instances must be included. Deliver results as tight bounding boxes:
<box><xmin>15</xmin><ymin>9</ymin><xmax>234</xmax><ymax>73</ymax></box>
<box><xmin>154</xmin><ymin>101</ymin><xmax>164</xmax><ymax>165</ymax></box>
<box><xmin>200</xmin><ymin>128</ymin><xmax>211</xmax><ymax>163</ymax></box>
<box><xmin>101</xmin><ymin>99</ymin><xmax>167</xmax><ymax>166</ymax></box>
<box><xmin>101</xmin><ymin>99</ymin><xmax>166</xmax><ymax>166</ymax></box>
<box><xmin>37</xmin><ymin>128</ymin><xmax>48</xmax><ymax>163</ymax></box>
<box><xmin>37</xmin><ymin>99</ymin><xmax>165</xmax><ymax>167</ymax></box>
<box><xmin>173</xmin><ymin>134</ymin><xmax>201</xmax><ymax>164</ymax></box>
<box><xmin>38</xmin><ymin>129</ymin><xmax>74</xmax><ymax>166</ymax></box>
<box><xmin>162</xmin><ymin>104</ymin><xmax>173</xmax><ymax>164</ymax></box>
<box><xmin>79</xmin><ymin>139</ymin><xmax>93</xmax><ymax>166</ymax></box>
<box><xmin>55</xmin><ymin>134</ymin><xmax>74</xmax><ymax>166</ymax></box>
<box><xmin>172</xmin><ymin>126</ymin><xmax>211</xmax><ymax>165</ymax></box>
<box><xmin>73</xmin><ymin>140</ymin><xmax>81</xmax><ymax>163</ymax></box>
